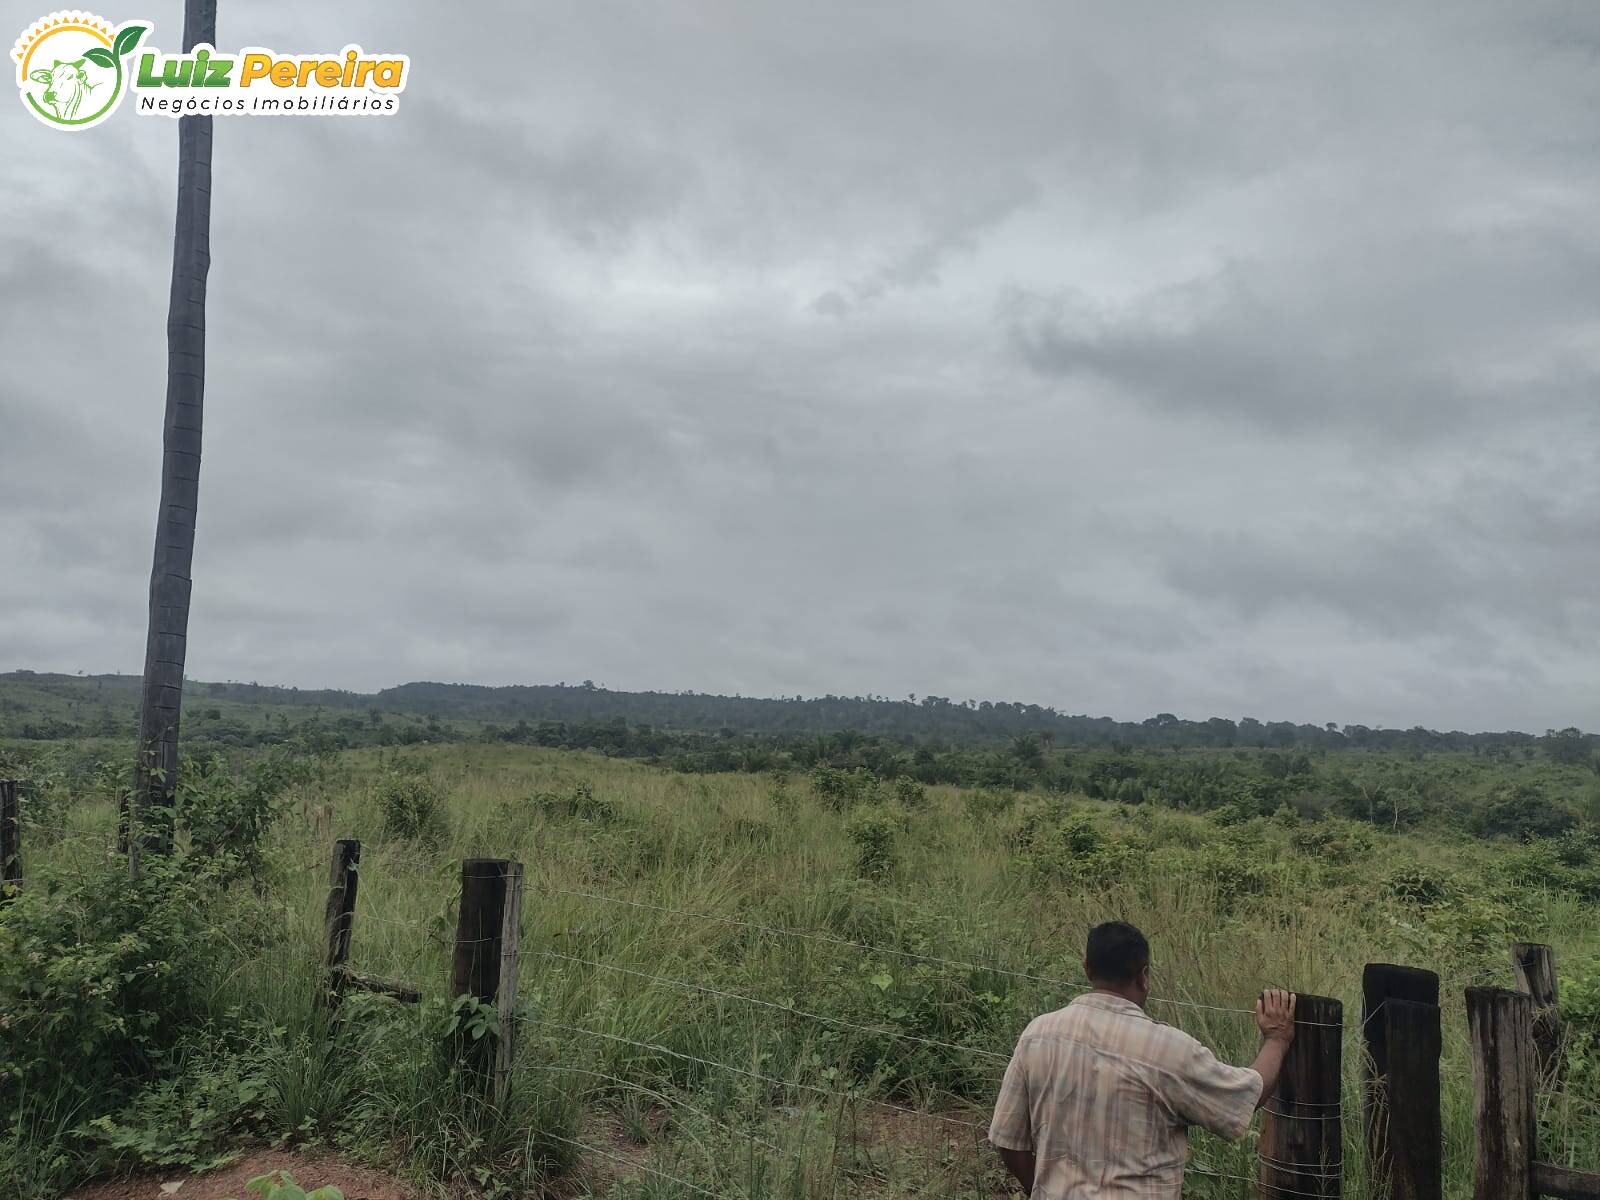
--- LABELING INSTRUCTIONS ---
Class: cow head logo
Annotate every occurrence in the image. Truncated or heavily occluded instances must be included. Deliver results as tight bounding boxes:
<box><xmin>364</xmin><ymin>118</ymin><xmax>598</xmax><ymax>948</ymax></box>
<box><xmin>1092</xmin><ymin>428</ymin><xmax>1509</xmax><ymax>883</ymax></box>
<box><xmin>13</xmin><ymin>11</ymin><xmax>147</xmax><ymax>130</ymax></box>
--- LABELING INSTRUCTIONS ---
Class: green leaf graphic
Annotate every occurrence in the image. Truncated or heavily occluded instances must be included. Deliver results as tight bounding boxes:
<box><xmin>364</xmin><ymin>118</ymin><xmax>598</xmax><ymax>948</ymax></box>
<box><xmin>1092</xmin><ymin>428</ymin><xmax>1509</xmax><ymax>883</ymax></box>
<box><xmin>113</xmin><ymin>24</ymin><xmax>147</xmax><ymax>58</ymax></box>
<box><xmin>83</xmin><ymin>46</ymin><xmax>114</xmax><ymax>68</ymax></box>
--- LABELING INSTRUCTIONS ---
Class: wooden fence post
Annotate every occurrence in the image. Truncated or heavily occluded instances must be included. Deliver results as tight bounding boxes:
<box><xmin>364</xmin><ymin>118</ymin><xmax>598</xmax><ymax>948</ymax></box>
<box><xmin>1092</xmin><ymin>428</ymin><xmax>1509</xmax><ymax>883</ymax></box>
<box><xmin>319</xmin><ymin>839</ymin><xmax>360</xmax><ymax>1009</ymax></box>
<box><xmin>1363</xmin><ymin>964</ymin><xmax>1442</xmax><ymax>1200</ymax></box>
<box><xmin>495</xmin><ymin>862</ymin><xmax>524</xmax><ymax>1106</ymax></box>
<box><xmin>1533</xmin><ymin>1163</ymin><xmax>1600</xmax><ymax>1200</ymax></box>
<box><xmin>1511</xmin><ymin>943</ymin><xmax>1563</xmax><ymax>1089</ymax></box>
<box><xmin>0</xmin><ymin>780</ymin><xmax>19</xmax><ymax>903</ymax></box>
<box><xmin>1467</xmin><ymin>986</ymin><xmax>1536</xmax><ymax>1200</ymax></box>
<box><xmin>453</xmin><ymin>858</ymin><xmax>520</xmax><ymax>1097</ymax></box>
<box><xmin>1260</xmin><ymin>993</ymin><xmax>1343</xmax><ymax>1200</ymax></box>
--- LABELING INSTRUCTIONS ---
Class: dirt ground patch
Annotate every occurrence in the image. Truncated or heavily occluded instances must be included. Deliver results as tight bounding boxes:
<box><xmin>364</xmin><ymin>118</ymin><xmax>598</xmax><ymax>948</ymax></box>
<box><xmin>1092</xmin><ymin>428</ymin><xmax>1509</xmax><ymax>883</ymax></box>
<box><xmin>65</xmin><ymin>1149</ymin><xmax>426</xmax><ymax>1200</ymax></box>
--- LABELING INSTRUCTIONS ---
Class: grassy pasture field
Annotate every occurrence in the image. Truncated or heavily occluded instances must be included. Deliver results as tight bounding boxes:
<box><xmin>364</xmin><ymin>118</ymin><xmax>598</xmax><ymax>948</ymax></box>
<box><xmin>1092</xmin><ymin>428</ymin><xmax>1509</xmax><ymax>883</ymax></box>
<box><xmin>4</xmin><ymin>740</ymin><xmax>1600</xmax><ymax>1198</ymax></box>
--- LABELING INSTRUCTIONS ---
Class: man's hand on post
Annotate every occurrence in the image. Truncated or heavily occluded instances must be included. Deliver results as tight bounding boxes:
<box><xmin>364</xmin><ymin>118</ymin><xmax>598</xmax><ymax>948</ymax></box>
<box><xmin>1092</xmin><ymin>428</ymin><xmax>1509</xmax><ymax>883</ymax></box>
<box><xmin>1256</xmin><ymin>988</ymin><xmax>1296</xmax><ymax>1045</ymax></box>
<box><xmin>1248</xmin><ymin>988</ymin><xmax>1296</xmax><ymax>1108</ymax></box>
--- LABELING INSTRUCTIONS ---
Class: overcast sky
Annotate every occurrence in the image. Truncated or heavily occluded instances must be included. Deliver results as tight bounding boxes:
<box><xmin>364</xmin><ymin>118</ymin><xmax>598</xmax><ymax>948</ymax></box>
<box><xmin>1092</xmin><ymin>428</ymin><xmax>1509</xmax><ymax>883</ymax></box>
<box><xmin>5</xmin><ymin>1</ymin><xmax>1599</xmax><ymax>732</ymax></box>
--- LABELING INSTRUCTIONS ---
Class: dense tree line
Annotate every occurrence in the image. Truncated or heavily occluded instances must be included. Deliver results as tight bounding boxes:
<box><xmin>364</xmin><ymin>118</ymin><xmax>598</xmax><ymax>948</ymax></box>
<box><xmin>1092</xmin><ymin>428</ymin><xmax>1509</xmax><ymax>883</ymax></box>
<box><xmin>3</xmin><ymin>670</ymin><xmax>1591</xmax><ymax>756</ymax></box>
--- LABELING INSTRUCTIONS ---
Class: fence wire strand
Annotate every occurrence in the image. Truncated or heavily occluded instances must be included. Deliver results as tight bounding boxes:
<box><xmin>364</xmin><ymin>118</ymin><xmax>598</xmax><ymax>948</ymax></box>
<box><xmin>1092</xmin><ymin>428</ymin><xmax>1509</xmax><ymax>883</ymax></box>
<box><xmin>543</xmin><ymin>882</ymin><xmax>1346</xmax><ymax>1027</ymax></box>
<box><xmin>521</xmin><ymin>1014</ymin><xmax>990</xmax><ymax>1132</ymax></box>
<box><xmin>544</xmin><ymin>949</ymin><xmax>1011</xmax><ymax>1063</ymax></box>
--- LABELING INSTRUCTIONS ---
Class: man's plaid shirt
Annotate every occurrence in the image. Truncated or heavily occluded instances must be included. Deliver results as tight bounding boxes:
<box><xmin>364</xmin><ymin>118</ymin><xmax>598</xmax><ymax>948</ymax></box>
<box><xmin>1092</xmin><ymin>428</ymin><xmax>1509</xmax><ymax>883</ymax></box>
<box><xmin>989</xmin><ymin>992</ymin><xmax>1262</xmax><ymax>1200</ymax></box>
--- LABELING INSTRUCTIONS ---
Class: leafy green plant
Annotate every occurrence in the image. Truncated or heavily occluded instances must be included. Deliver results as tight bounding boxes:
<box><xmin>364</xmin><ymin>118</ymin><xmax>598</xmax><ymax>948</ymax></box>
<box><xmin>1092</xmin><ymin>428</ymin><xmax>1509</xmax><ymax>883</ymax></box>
<box><xmin>767</xmin><ymin>773</ymin><xmax>794</xmax><ymax>813</ymax></box>
<box><xmin>234</xmin><ymin>1170</ymin><xmax>343</xmax><ymax>1200</ymax></box>
<box><xmin>894</xmin><ymin>776</ymin><xmax>929</xmax><ymax>810</ymax></box>
<box><xmin>1288</xmin><ymin>818</ymin><xmax>1374</xmax><ymax>864</ymax></box>
<box><xmin>1562</xmin><ymin>957</ymin><xmax>1600</xmax><ymax>1096</ymax></box>
<box><xmin>962</xmin><ymin>788</ymin><xmax>1015</xmax><ymax>823</ymax></box>
<box><xmin>1385</xmin><ymin>863</ymin><xmax>1462</xmax><ymax>907</ymax></box>
<box><xmin>1473</xmin><ymin>783</ymin><xmax>1579</xmax><ymax>842</ymax></box>
<box><xmin>179</xmin><ymin>748</ymin><xmax>316</xmax><ymax>875</ymax></box>
<box><xmin>88</xmin><ymin>1054</ymin><xmax>260</xmax><ymax>1172</ymax></box>
<box><xmin>844</xmin><ymin>806</ymin><xmax>900</xmax><ymax>879</ymax></box>
<box><xmin>812</xmin><ymin>764</ymin><xmax>877</xmax><ymax>811</ymax></box>
<box><xmin>374</xmin><ymin>765</ymin><xmax>448</xmax><ymax>844</ymax></box>
<box><xmin>1020</xmin><ymin>812</ymin><xmax>1137</xmax><ymax>888</ymax></box>
<box><xmin>535</xmin><ymin>781</ymin><xmax>616</xmax><ymax>823</ymax></box>
<box><xmin>0</xmin><ymin>853</ymin><xmax>258</xmax><ymax>1113</ymax></box>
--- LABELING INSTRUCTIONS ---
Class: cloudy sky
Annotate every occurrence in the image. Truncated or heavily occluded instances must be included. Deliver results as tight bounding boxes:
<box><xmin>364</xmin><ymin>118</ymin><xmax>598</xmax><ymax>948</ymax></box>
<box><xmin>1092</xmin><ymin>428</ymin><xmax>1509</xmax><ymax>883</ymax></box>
<box><xmin>5</xmin><ymin>1</ymin><xmax>1599</xmax><ymax>732</ymax></box>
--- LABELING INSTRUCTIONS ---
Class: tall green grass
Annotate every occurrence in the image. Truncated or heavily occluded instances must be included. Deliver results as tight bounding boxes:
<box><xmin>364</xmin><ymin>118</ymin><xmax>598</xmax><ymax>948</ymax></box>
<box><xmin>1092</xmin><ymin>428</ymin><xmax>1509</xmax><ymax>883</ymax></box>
<box><xmin>13</xmin><ymin>743</ymin><xmax>1600</xmax><ymax>1198</ymax></box>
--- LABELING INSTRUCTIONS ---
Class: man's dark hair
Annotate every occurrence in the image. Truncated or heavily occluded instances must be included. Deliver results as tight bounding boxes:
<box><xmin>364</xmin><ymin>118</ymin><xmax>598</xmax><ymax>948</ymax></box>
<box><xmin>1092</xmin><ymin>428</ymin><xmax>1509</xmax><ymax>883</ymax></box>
<box><xmin>1085</xmin><ymin>921</ymin><xmax>1150</xmax><ymax>984</ymax></box>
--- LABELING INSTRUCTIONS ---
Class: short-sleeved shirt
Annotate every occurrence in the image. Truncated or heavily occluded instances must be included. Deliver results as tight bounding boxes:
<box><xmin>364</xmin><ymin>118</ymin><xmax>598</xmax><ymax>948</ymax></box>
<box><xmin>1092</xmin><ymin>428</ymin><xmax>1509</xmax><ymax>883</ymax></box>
<box><xmin>989</xmin><ymin>992</ymin><xmax>1262</xmax><ymax>1200</ymax></box>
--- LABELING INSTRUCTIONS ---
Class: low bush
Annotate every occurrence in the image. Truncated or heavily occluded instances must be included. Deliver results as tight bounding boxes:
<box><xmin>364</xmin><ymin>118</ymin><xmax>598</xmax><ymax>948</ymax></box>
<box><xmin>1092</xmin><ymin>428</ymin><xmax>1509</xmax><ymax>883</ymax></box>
<box><xmin>180</xmin><ymin>748</ymin><xmax>320</xmax><ymax>875</ymax></box>
<box><xmin>234</xmin><ymin>1170</ymin><xmax>343</xmax><ymax>1200</ymax></box>
<box><xmin>1385</xmin><ymin>864</ymin><xmax>1463</xmax><ymax>907</ymax></box>
<box><xmin>962</xmin><ymin>788</ymin><xmax>1015</xmax><ymax>824</ymax></box>
<box><xmin>374</xmin><ymin>766</ymin><xmax>448</xmax><ymax>844</ymax></box>
<box><xmin>845</xmin><ymin>806</ymin><xmax>900</xmax><ymax>879</ymax></box>
<box><xmin>1289</xmin><ymin>818</ymin><xmax>1374</xmax><ymax>864</ymax></box>
<box><xmin>1472</xmin><ymin>784</ymin><xmax>1579</xmax><ymax>842</ymax></box>
<box><xmin>894</xmin><ymin>776</ymin><xmax>929</xmax><ymax>810</ymax></box>
<box><xmin>811</xmin><ymin>765</ymin><xmax>878</xmax><ymax>812</ymax></box>
<box><xmin>535</xmin><ymin>781</ymin><xmax>617</xmax><ymax>823</ymax></box>
<box><xmin>1563</xmin><ymin>958</ymin><xmax>1600</xmax><ymax>1098</ymax></box>
<box><xmin>1021</xmin><ymin>813</ymin><xmax>1138</xmax><ymax>888</ymax></box>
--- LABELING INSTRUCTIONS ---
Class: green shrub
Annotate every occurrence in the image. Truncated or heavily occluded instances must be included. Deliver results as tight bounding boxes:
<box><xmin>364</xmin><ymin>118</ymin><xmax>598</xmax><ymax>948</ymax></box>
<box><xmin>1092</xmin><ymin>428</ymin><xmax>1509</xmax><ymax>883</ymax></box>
<box><xmin>767</xmin><ymin>773</ymin><xmax>794</xmax><ymax>813</ymax></box>
<box><xmin>812</xmin><ymin>765</ymin><xmax>876</xmax><ymax>812</ymax></box>
<box><xmin>536</xmin><ymin>781</ymin><xmax>616</xmax><ymax>823</ymax></box>
<box><xmin>1212</xmin><ymin>791</ymin><xmax>1272</xmax><ymax>826</ymax></box>
<box><xmin>1385</xmin><ymin>864</ymin><xmax>1462</xmax><ymax>907</ymax></box>
<box><xmin>1472</xmin><ymin>784</ymin><xmax>1579</xmax><ymax>842</ymax></box>
<box><xmin>88</xmin><ymin>1047</ymin><xmax>267</xmax><ymax>1173</ymax></box>
<box><xmin>894</xmin><ymin>776</ymin><xmax>929</xmax><ymax>810</ymax></box>
<box><xmin>180</xmin><ymin>748</ymin><xmax>316</xmax><ymax>875</ymax></box>
<box><xmin>816</xmin><ymin>958</ymin><xmax>1019</xmax><ymax>1098</ymax></box>
<box><xmin>1386</xmin><ymin>890</ymin><xmax>1537</xmax><ymax>971</ymax></box>
<box><xmin>845</xmin><ymin>806</ymin><xmax>900</xmax><ymax>879</ymax></box>
<box><xmin>1152</xmin><ymin>844</ymin><xmax>1286</xmax><ymax>912</ymax></box>
<box><xmin>1021</xmin><ymin>813</ymin><xmax>1137</xmax><ymax>888</ymax></box>
<box><xmin>374</xmin><ymin>767</ymin><xmax>448</xmax><ymax>844</ymax></box>
<box><xmin>1562</xmin><ymin>958</ymin><xmax>1600</xmax><ymax>1097</ymax></box>
<box><xmin>1289</xmin><ymin>818</ymin><xmax>1374</xmax><ymax>864</ymax></box>
<box><xmin>1493</xmin><ymin>833</ymin><xmax>1600</xmax><ymax>901</ymax></box>
<box><xmin>343</xmin><ymin>996</ymin><xmax>580</xmax><ymax>1192</ymax></box>
<box><xmin>1</xmin><ymin>854</ymin><xmax>249</xmax><ymax>1104</ymax></box>
<box><xmin>233</xmin><ymin>1171</ymin><xmax>343</xmax><ymax>1200</ymax></box>
<box><xmin>962</xmin><ymin>788</ymin><xmax>1015</xmax><ymax>823</ymax></box>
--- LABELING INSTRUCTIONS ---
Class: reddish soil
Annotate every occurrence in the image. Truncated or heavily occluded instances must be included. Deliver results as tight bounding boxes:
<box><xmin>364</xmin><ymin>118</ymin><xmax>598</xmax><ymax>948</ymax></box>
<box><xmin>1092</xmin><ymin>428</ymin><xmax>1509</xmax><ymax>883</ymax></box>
<box><xmin>64</xmin><ymin>1150</ymin><xmax>425</xmax><ymax>1200</ymax></box>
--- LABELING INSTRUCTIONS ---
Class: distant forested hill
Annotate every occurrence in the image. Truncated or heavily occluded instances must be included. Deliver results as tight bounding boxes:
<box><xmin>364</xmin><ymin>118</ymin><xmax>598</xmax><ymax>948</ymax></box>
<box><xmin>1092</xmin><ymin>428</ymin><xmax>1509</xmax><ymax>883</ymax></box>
<box><xmin>0</xmin><ymin>668</ymin><xmax>1578</xmax><ymax>755</ymax></box>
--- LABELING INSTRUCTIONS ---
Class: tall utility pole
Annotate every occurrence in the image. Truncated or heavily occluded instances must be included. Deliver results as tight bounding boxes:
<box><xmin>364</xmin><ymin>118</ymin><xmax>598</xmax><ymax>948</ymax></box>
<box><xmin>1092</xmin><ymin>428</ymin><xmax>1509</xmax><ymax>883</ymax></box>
<box><xmin>130</xmin><ymin>0</ymin><xmax>218</xmax><ymax>872</ymax></box>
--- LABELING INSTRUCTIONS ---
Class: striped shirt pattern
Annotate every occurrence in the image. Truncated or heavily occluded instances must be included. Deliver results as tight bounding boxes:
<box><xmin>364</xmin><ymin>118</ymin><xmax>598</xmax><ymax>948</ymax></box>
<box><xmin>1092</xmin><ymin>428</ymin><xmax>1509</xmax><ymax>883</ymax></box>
<box><xmin>989</xmin><ymin>992</ymin><xmax>1262</xmax><ymax>1200</ymax></box>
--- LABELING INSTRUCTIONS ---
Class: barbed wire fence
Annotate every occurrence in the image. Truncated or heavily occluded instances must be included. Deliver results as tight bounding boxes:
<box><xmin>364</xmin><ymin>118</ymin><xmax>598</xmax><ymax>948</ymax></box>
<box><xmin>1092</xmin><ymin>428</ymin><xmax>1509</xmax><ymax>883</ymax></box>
<box><xmin>320</xmin><ymin>850</ymin><xmax>1407</xmax><ymax>1200</ymax></box>
<box><xmin>7</xmin><ymin>787</ymin><xmax>1594</xmax><ymax>1200</ymax></box>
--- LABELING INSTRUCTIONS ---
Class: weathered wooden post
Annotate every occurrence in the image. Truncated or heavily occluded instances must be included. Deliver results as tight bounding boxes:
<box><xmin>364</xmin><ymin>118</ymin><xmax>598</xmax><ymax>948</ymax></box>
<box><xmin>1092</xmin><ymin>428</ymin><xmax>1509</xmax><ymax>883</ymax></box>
<box><xmin>319</xmin><ymin>839</ymin><xmax>360</xmax><ymax>1009</ymax></box>
<box><xmin>452</xmin><ymin>858</ymin><xmax>521</xmax><ymax>1099</ymax></box>
<box><xmin>495</xmin><ymin>862</ymin><xmax>523</xmax><ymax>1106</ymax></box>
<box><xmin>1532</xmin><ymin>1164</ymin><xmax>1600</xmax><ymax>1200</ymax></box>
<box><xmin>0</xmin><ymin>780</ymin><xmax>19</xmax><ymax>902</ymax></box>
<box><xmin>1467</xmin><ymin>986</ymin><xmax>1536</xmax><ymax>1200</ymax></box>
<box><xmin>1363</xmin><ymin>964</ymin><xmax>1442</xmax><ymax>1200</ymax></box>
<box><xmin>1260</xmin><ymin>993</ymin><xmax>1343</xmax><ymax>1200</ymax></box>
<box><xmin>1511</xmin><ymin>943</ymin><xmax>1563</xmax><ymax>1090</ymax></box>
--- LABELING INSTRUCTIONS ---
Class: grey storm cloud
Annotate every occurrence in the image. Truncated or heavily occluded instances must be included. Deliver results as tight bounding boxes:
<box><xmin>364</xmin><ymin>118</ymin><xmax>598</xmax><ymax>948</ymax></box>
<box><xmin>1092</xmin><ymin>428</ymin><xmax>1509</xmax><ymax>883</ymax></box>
<box><xmin>4</xmin><ymin>0</ymin><xmax>1600</xmax><ymax>732</ymax></box>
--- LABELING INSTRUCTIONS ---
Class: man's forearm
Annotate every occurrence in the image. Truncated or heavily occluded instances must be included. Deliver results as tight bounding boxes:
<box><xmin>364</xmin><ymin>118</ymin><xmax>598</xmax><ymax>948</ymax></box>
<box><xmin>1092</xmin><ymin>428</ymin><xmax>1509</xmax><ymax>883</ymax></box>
<box><xmin>1249</xmin><ymin>1036</ymin><xmax>1293</xmax><ymax>1107</ymax></box>
<box><xmin>996</xmin><ymin>1146</ymin><xmax>1036</xmax><ymax>1194</ymax></box>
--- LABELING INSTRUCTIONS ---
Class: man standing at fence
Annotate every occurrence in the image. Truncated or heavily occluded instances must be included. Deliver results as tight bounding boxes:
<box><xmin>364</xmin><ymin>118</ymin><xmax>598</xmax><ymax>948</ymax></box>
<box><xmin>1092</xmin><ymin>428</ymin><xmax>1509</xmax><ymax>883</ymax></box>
<box><xmin>989</xmin><ymin>921</ymin><xmax>1296</xmax><ymax>1198</ymax></box>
